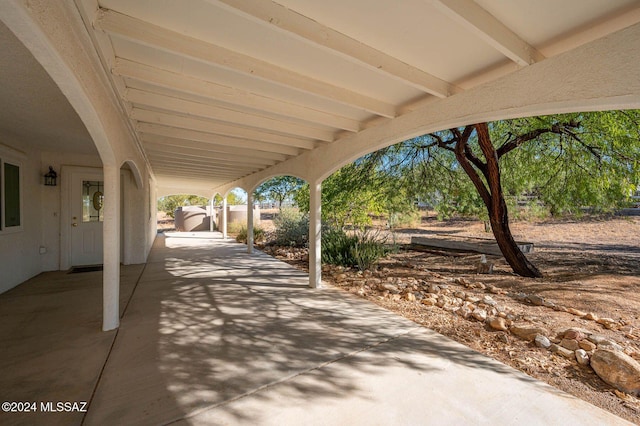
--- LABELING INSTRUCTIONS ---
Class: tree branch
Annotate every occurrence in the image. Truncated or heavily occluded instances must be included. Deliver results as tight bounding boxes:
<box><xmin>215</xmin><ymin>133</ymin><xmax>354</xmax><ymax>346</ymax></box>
<box><xmin>496</xmin><ymin>121</ymin><xmax>581</xmax><ymax>158</ymax></box>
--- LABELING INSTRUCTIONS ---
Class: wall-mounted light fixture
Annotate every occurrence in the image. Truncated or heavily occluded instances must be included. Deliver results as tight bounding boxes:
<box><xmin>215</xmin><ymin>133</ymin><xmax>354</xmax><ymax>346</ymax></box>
<box><xmin>44</xmin><ymin>166</ymin><xmax>57</xmax><ymax>186</ymax></box>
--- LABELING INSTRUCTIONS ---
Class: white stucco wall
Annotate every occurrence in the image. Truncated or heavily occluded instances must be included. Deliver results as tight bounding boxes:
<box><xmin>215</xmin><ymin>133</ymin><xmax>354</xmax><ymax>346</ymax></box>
<box><xmin>122</xmin><ymin>167</ymin><xmax>155</xmax><ymax>265</ymax></box>
<box><xmin>0</xmin><ymin>141</ymin><xmax>44</xmax><ymax>293</ymax></box>
<box><xmin>0</xmin><ymin>143</ymin><xmax>155</xmax><ymax>294</ymax></box>
<box><xmin>39</xmin><ymin>151</ymin><xmax>102</xmax><ymax>271</ymax></box>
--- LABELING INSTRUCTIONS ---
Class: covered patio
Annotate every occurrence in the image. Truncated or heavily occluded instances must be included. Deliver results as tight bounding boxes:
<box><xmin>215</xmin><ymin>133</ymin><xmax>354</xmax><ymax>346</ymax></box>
<box><xmin>0</xmin><ymin>234</ymin><xmax>631</xmax><ymax>425</ymax></box>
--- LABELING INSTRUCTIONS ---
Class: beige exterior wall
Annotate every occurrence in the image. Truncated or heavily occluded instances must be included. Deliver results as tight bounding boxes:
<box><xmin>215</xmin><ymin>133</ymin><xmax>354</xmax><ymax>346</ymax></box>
<box><xmin>0</xmin><ymin>141</ymin><xmax>155</xmax><ymax>294</ymax></box>
<box><xmin>0</xmin><ymin>141</ymin><xmax>43</xmax><ymax>293</ymax></box>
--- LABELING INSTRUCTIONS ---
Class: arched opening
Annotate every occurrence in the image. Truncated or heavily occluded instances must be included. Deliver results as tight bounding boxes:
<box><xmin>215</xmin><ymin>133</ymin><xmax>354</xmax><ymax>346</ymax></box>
<box><xmin>157</xmin><ymin>193</ymin><xmax>211</xmax><ymax>233</ymax></box>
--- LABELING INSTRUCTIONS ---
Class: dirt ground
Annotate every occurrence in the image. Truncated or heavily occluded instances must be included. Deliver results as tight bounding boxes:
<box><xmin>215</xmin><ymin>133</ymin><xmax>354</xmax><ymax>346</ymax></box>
<box><xmin>259</xmin><ymin>213</ymin><xmax>640</xmax><ymax>424</ymax></box>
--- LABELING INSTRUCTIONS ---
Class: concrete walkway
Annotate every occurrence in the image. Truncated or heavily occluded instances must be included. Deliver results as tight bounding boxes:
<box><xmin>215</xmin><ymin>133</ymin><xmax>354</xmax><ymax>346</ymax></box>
<box><xmin>0</xmin><ymin>233</ymin><xmax>631</xmax><ymax>425</ymax></box>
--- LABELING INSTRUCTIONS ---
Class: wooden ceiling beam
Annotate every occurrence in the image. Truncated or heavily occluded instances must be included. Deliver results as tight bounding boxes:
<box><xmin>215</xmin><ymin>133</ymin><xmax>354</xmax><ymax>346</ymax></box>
<box><xmin>137</xmin><ymin>123</ymin><xmax>301</xmax><ymax>156</ymax></box>
<box><xmin>131</xmin><ymin>109</ymin><xmax>318</xmax><ymax>150</ymax></box>
<box><xmin>95</xmin><ymin>9</ymin><xmax>396</xmax><ymax>117</ymax></box>
<box><xmin>125</xmin><ymin>88</ymin><xmax>335</xmax><ymax>141</ymax></box>
<box><xmin>431</xmin><ymin>0</ymin><xmax>544</xmax><ymax>66</ymax></box>
<box><xmin>140</xmin><ymin>133</ymin><xmax>290</xmax><ymax>161</ymax></box>
<box><xmin>113</xmin><ymin>58</ymin><xmax>361</xmax><ymax>132</ymax></box>
<box><xmin>212</xmin><ymin>0</ymin><xmax>456</xmax><ymax>97</ymax></box>
<box><xmin>145</xmin><ymin>145</ymin><xmax>277</xmax><ymax>166</ymax></box>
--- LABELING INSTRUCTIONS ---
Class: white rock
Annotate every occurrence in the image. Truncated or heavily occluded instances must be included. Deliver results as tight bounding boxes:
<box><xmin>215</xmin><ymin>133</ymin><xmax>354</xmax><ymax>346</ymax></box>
<box><xmin>534</xmin><ymin>334</ymin><xmax>552</xmax><ymax>349</ymax></box>
<box><xmin>482</xmin><ymin>295</ymin><xmax>497</xmax><ymax>307</ymax></box>
<box><xmin>575</xmin><ymin>349</ymin><xmax>589</xmax><ymax>365</ymax></box>
<box><xmin>472</xmin><ymin>309</ymin><xmax>487</xmax><ymax>322</ymax></box>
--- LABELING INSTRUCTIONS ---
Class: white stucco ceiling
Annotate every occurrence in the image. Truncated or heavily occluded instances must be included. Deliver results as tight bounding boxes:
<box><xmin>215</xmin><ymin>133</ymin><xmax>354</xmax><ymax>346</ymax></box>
<box><xmin>0</xmin><ymin>21</ymin><xmax>96</xmax><ymax>155</ymax></box>
<box><xmin>64</xmin><ymin>0</ymin><xmax>640</xmax><ymax>190</ymax></box>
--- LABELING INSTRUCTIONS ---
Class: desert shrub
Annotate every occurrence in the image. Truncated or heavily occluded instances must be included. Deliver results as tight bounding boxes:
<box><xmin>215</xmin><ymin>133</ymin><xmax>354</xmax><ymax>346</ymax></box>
<box><xmin>388</xmin><ymin>208</ymin><xmax>421</xmax><ymax>229</ymax></box>
<box><xmin>227</xmin><ymin>221</ymin><xmax>245</xmax><ymax>235</ymax></box>
<box><xmin>322</xmin><ymin>227</ymin><xmax>390</xmax><ymax>270</ymax></box>
<box><xmin>321</xmin><ymin>227</ymin><xmax>358</xmax><ymax>267</ymax></box>
<box><xmin>273</xmin><ymin>207</ymin><xmax>309</xmax><ymax>247</ymax></box>
<box><xmin>235</xmin><ymin>225</ymin><xmax>265</xmax><ymax>244</ymax></box>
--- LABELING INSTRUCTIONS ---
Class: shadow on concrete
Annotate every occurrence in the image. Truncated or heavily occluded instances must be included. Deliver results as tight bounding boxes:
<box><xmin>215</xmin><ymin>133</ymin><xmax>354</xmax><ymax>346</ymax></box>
<box><xmin>84</xmin><ymin>234</ymin><xmax>566</xmax><ymax>425</ymax></box>
<box><xmin>2</xmin><ymin>233</ymin><xmax>623</xmax><ymax>425</ymax></box>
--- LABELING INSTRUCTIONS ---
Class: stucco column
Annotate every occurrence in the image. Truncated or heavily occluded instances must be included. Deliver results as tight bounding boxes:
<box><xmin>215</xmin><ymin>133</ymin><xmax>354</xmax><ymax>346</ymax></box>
<box><xmin>103</xmin><ymin>164</ymin><xmax>121</xmax><ymax>331</ymax></box>
<box><xmin>209</xmin><ymin>197</ymin><xmax>214</xmax><ymax>231</ymax></box>
<box><xmin>247</xmin><ymin>191</ymin><xmax>254</xmax><ymax>253</ymax></box>
<box><xmin>309</xmin><ymin>180</ymin><xmax>322</xmax><ymax>288</ymax></box>
<box><xmin>222</xmin><ymin>196</ymin><xmax>228</xmax><ymax>238</ymax></box>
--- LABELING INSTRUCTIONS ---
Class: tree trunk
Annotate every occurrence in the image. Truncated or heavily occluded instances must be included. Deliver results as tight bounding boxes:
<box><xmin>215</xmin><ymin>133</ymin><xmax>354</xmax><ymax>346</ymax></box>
<box><xmin>487</xmin><ymin>194</ymin><xmax>542</xmax><ymax>278</ymax></box>
<box><xmin>455</xmin><ymin>124</ymin><xmax>542</xmax><ymax>278</ymax></box>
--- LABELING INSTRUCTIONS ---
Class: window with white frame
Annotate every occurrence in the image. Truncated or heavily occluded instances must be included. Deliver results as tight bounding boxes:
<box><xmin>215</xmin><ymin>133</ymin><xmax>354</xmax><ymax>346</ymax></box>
<box><xmin>0</xmin><ymin>146</ymin><xmax>23</xmax><ymax>233</ymax></box>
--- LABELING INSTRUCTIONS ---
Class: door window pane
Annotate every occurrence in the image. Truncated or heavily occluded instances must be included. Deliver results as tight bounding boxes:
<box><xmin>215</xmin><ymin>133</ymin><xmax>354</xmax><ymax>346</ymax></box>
<box><xmin>83</xmin><ymin>180</ymin><xmax>104</xmax><ymax>222</ymax></box>
<box><xmin>4</xmin><ymin>163</ymin><xmax>20</xmax><ymax>227</ymax></box>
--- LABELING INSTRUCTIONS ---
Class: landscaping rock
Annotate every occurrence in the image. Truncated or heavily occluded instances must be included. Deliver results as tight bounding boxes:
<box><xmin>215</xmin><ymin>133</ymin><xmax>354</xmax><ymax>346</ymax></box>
<box><xmin>560</xmin><ymin>338</ymin><xmax>580</xmax><ymax>351</ymax></box>
<box><xmin>487</xmin><ymin>285</ymin><xmax>501</xmax><ymax>294</ymax></box>
<box><xmin>511</xmin><ymin>325</ymin><xmax>549</xmax><ymax>342</ymax></box>
<box><xmin>575</xmin><ymin>349</ymin><xmax>589</xmax><ymax>366</ymax></box>
<box><xmin>472</xmin><ymin>309</ymin><xmax>487</xmax><ymax>322</ymax></box>
<box><xmin>588</xmin><ymin>335</ymin><xmax>623</xmax><ymax>351</ymax></box>
<box><xmin>579</xmin><ymin>340</ymin><xmax>597</xmax><ymax>352</ymax></box>
<box><xmin>514</xmin><ymin>292</ymin><xmax>528</xmax><ymax>301</ymax></box>
<box><xmin>567</xmin><ymin>308</ymin><xmax>587</xmax><ymax>316</ymax></box>
<box><xmin>488</xmin><ymin>317</ymin><xmax>509</xmax><ymax>331</ymax></box>
<box><xmin>564</xmin><ymin>329</ymin><xmax>587</xmax><ymax>341</ymax></box>
<box><xmin>583</xmin><ymin>312</ymin><xmax>599</xmax><ymax>321</ymax></box>
<box><xmin>590</xmin><ymin>349</ymin><xmax>640</xmax><ymax>396</ymax></box>
<box><xmin>596</xmin><ymin>317</ymin><xmax>619</xmax><ymax>330</ymax></box>
<box><xmin>456</xmin><ymin>306</ymin><xmax>472</xmax><ymax>319</ymax></box>
<box><xmin>405</xmin><ymin>292</ymin><xmax>416</xmax><ymax>302</ymax></box>
<box><xmin>535</xmin><ymin>335</ymin><xmax>552</xmax><ymax>349</ymax></box>
<box><xmin>422</xmin><ymin>298</ymin><xmax>436</xmax><ymax>306</ymax></box>
<box><xmin>481</xmin><ymin>295</ymin><xmax>497</xmax><ymax>307</ymax></box>
<box><xmin>598</xmin><ymin>340</ymin><xmax>624</xmax><ymax>352</ymax></box>
<box><xmin>454</xmin><ymin>290</ymin><xmax>466</xmax><ymax>299</ymax></box>
<box><xmin>427</xmin><ymin>283</ymin><xmax>441</xmax><ymax>294</ymax></box>
<box><xmin>550</xmin><ymin>343</ymin><xmax>575</xmax><ymax>359</ymax></box>
<box><xmin>527</xmin><ymin>295</ymin><xmax>545</xmax><ymax>306</ymax></box>
<box><xmin>382</xmin><ymin>283</ymin><xmax>400</xmax><ymax>293</ymax></box>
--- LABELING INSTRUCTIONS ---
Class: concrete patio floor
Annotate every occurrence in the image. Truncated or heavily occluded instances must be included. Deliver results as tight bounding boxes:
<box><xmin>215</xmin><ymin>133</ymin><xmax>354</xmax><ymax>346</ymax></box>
<box><xmin>0</xmin><ymin>233</ymin><xmax>631</xmax><ymax>425</ymax></box>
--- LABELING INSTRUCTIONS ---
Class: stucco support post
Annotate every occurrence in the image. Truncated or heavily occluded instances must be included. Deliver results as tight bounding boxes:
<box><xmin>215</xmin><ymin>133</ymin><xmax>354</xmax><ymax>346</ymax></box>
<box><xmin>209</xmin><ymin>197</ymin><xmax>214</xmax><ymax>231</ymax></box>
<box><xmin>222</xmin><ymin>196</ymin><xmax>228</xmax><ymax>238</ymax></box>
<box><xmin>309</xmin><ymin>180</ymin><xmax>322</xmax><ymax>288</ymax></box>
<box><xmin>103</xmin><ymin>164</ymin><xmax>121</xmax><ymax>331</ymax></box>
<box><xmin>247</xmin><ymin>191</ymin><xmax>254</xmax><ymax>253</ymax></box>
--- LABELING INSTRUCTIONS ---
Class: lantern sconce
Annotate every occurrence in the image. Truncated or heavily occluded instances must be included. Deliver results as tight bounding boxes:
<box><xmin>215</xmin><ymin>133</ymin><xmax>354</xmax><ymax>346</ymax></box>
<box><xmin>44</xmin><ymin>166</ymin><xmax>57</xmax><ymax>186</ymax></box>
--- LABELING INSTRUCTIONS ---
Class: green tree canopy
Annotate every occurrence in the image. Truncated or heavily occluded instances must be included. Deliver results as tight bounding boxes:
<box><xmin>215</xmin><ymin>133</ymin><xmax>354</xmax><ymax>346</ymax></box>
<box><xmin>377</xmin><ymin>110</ymin><xmax>640</xmax><ymax>219</ymax></box>
<box><xmin>255</xmin><ymin>176</ymin><xmax>305</xmax><ymax>208</ymax></box>
<box><xmin>158</xmin><ymin>194</ymin><xmax>209</xmax><ymax>218</ymax></box>
<box><xmin>295</xmin><ymin>162</ymin><xmax>415</xmax><ymax>229</ymax></box>
<box><xmin>213</xmin><ymin>189</ymin><xmax>246</xmax><ymax>206</ymax></box>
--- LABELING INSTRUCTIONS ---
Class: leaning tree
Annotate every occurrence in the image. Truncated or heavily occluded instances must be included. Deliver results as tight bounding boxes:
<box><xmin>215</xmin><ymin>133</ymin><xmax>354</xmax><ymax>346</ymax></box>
<box><xmin>366</xmin><ymin>111</ymin><xmax>640</xmax><ymax>277</ymax></box>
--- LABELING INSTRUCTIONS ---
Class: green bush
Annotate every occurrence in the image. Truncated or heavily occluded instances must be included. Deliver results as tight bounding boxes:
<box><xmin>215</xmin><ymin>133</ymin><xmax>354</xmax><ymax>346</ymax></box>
<box><xmin>235</xmin><ymin>225</ymin><xmax>265</xmax><ymax>244</ymax></box>
<box><xmin>322</xmin><ymin>227</ymin><xmax>390</xmax><ymax>270</ymax></box>
<box><xmin>273</xmin><ymin>207</ymin><xmax>309</xmax><ymax>247</ymax></box>
<box><xmin>321</xmin><ymin>227</ymin><xmax>358</xmax><ymax>266</ymax></box>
